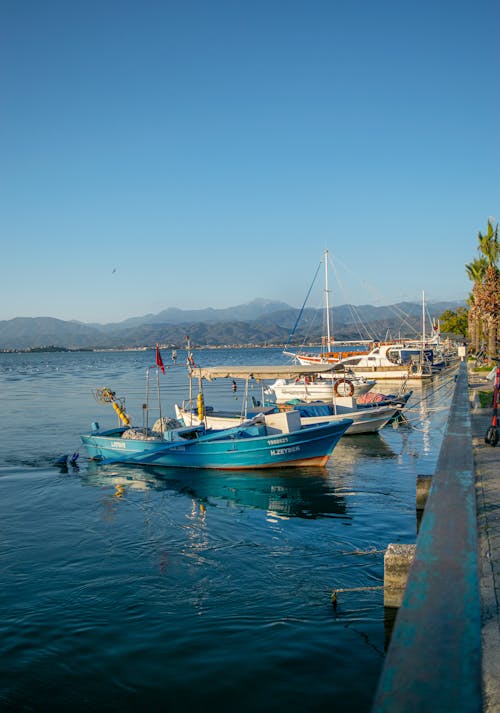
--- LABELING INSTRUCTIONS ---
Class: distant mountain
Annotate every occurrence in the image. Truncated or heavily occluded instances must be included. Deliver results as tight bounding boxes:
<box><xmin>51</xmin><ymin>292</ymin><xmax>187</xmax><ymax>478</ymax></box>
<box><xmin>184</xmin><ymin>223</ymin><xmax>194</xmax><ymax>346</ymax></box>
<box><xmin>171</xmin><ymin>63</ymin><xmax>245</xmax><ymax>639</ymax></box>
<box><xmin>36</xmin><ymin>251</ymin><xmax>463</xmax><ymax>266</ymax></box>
<box><xmin>97</xmin><ymin>299</ymin><xmax>292</xmax><ymax>330</ymax></box>
<box><xmin>0</xmin><ymin>317</ymin><xmax>108</xmax><ymax>350</ymax></box>
<box><xmin>0</xmin><ymin>299</ymin><xmax>465</xmax><ymax>350</ymax></box>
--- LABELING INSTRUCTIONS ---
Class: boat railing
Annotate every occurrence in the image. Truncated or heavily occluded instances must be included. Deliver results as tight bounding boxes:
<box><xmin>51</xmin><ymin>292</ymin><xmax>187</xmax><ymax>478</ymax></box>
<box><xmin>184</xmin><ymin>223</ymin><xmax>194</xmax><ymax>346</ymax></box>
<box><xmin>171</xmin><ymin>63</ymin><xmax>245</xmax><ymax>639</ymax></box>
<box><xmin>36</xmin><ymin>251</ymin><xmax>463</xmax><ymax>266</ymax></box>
<box><xmin>371</xmin><ymin>361</ymin><xmax>482</xmax><ymax>712</ymax></box>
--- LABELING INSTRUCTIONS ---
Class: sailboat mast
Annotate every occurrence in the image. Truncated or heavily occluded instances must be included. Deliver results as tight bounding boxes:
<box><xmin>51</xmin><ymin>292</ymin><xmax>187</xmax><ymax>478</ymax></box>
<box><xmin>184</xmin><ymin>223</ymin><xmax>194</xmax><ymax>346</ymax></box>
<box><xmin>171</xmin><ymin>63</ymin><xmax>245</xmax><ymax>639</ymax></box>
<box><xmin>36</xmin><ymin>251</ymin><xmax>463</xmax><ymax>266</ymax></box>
<box><xmin>324</xmin><ymin>249</ymin><xmax>332</xmax><ymax>351</ymax></box>
<box><xmin>422</xmin><ymin>290</ymin><xmax>425</xmax><ymax>345</ymax></box>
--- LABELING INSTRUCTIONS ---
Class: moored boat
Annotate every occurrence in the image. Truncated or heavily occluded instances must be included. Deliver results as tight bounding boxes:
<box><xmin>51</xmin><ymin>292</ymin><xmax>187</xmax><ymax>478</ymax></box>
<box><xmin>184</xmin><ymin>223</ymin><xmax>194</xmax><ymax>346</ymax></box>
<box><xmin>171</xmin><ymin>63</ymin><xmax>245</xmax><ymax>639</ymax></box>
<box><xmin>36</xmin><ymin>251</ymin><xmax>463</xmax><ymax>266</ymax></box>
<box><xmin>284</xmin><ymin>249</ymin><xmax>375</xmax><ymax>366</ymax></box>
<box><xmin>265</xmin><ymin>370</ymin><xmax>375</xmax><ymax>402</ymax></box>
<box><xmin>283</xmin><ymin>345</ymin><xmax>373</xmax><ymax>367</ymax></box>
<box><xmin>175</xmin><ymin>364</ymin><xmax>409</xmax><ymax>436</ymax></box>
<box><xmin>336</xmin><ymin>343</ymin><xmax>434</xmax><ymax>380</ymax></box>
<box><xmin>81</xmin><ymin>412</ymin><xmax>352</xmax><ymax>470</ymax></box>
<box><xmin>80</xmin><ymin>356</ymin><xmax>353</xmax><ymax>470</ymax></box>
<box><xmin>175</xmin><ymin>399</ymin><xmax>401</xmax><ymax>436</ymax></box>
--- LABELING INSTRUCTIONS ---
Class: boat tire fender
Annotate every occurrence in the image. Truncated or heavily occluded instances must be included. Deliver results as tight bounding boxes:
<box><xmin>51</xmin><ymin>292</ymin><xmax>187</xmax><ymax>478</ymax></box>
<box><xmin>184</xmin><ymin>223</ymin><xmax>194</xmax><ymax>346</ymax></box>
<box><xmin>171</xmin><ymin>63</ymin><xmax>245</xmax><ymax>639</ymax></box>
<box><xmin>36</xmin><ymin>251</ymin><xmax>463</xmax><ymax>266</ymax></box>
<box><xmin>334</xmin><ymin>378</ymin><xmax>355</xmax><ymax>397</ymax></box>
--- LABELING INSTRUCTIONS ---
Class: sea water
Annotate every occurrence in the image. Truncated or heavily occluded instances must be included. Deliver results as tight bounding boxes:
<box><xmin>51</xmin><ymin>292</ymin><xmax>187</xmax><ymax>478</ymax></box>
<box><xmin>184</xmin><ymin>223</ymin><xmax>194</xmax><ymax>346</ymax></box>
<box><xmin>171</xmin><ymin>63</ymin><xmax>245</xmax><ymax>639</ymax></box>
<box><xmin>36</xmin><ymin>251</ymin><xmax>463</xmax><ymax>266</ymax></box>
<box><xmin>0</xmin><ymin>348</ymin><xmax>455</xmax><ymax>712</ymax></box>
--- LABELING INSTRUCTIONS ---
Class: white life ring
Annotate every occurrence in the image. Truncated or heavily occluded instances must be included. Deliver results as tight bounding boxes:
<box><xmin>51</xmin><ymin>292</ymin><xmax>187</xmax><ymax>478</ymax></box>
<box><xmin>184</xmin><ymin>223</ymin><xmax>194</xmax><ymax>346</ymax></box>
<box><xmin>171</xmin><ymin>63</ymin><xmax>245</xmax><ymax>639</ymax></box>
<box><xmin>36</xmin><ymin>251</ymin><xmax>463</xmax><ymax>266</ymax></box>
<box><xmin>334</xmin><ymin>378</ymin><xmax>355</xmax><ymax>397</ymax></box>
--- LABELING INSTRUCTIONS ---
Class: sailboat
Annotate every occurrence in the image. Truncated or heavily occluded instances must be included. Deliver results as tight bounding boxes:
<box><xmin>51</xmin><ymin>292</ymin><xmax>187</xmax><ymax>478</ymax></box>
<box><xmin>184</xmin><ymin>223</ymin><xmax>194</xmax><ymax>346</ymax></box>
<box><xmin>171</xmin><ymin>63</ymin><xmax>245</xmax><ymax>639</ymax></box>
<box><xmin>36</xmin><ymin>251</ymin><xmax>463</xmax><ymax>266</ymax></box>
<box><xmin>283</xmin><ymin>249</ymin><xmax>372</xmax><ymax>366</ymax></box>
<box><xmin>334</xmin><ymin>292</ymin><xmax>451</xmax><ymax>381</ymax></box>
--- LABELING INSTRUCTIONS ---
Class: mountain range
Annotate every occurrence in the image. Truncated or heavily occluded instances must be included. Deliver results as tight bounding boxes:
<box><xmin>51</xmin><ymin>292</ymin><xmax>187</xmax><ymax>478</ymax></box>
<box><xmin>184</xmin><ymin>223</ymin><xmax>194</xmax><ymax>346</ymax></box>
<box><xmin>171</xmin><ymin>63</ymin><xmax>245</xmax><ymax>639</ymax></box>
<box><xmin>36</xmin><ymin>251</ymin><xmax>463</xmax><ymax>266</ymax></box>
<box><xmin>0</xmin><ymin>298</ymin><xmax>464</xmax><ymax>350</ymax></box>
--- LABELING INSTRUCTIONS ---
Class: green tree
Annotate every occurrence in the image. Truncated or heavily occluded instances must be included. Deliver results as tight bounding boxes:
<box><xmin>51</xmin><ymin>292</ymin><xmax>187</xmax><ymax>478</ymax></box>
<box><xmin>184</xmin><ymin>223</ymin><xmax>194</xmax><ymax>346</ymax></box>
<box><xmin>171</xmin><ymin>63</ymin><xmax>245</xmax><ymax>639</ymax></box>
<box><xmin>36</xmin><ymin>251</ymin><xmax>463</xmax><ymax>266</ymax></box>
<box><xmin>475</xmin><ymin>220</ymin><xmax>500</xmax><ymax>360</ymax></box>
<box><xmin>439</xmin><ymin>307</ymin><xmax>468</xmax><ymax>336</ymax></box>
<box><xmin>465</xmin><ymin>257</ymin><xmax>487</xmax><ymax>351</ymax></box>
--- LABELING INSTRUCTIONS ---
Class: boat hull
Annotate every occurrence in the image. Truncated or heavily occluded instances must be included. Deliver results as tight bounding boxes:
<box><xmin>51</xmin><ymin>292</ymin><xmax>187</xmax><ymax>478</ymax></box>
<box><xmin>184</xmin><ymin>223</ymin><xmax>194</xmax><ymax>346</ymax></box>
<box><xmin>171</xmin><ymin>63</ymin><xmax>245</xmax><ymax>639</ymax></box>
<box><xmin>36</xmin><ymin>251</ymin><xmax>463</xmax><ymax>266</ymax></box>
<box><xmin>288</xmin><ymin>351</ymin><xmax>368</xmax><ymax>366</ymax></box>
<box><xmin>266</xmin><ymin>378</ymin><xmax>375</xmax><ymax>402</ymax></box>
<box><xmin>337</xmin><ymin>344</ymin><xmax>436</xmax><ymax>380</ymax></box>
<box><xmin>300</xmin><ymin>406</ymin><xmax>398</xmax><ymax>434</ymax></box>
<box><xmin>81</xmin><ymin>419</ymin><xmax>351</xmax><ymax>470</ymax></box>
<box><xmin>339</xmin><ymin>366</ymin><xmax>432</xmax><ymax>381</ymax></box>
<box><xmin>176</xmin><ymin>404</ymin><xmax>398</xmax><ymax>436</ymax></box>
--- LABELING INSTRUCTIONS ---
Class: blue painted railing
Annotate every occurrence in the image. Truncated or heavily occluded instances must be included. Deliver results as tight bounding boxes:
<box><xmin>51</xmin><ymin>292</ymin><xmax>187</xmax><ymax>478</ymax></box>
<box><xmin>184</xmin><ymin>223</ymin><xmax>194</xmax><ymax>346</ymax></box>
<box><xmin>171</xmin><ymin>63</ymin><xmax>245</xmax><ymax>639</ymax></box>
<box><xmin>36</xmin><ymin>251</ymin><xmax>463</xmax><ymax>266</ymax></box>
<box><xmin>372</xmin><ymin>362</ymin><xmax>482</xmax><ymax>712</ymax></box>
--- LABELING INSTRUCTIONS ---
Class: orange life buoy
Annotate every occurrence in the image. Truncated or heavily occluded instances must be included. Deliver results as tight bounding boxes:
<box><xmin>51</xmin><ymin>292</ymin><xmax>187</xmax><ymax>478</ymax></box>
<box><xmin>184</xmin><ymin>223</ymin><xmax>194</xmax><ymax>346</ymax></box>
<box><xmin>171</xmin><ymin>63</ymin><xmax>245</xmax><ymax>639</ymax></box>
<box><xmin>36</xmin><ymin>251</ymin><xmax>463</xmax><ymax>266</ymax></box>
<box><xmin>334</xmin><ymin>378</ymin><xmax>355</xmax><ymax>397</ymax></box>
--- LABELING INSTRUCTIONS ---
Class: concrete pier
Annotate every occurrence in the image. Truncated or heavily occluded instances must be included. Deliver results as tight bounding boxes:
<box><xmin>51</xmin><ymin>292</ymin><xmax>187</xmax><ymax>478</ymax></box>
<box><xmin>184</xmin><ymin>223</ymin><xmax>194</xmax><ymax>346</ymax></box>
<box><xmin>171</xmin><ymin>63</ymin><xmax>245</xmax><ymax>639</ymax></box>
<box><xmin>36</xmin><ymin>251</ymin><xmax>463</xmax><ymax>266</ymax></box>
<box><xmin>372</xmin><ymin>363</ymin><xmax>483</xmax><ymax>712</ymax></box>
<box><xmin>372</xmin><ymin>365</ymin><xmax>500</xmax><ymax>712</ymax></box>
<box><xmin>470</xmin><ymin>374</ymin><xmax>500</xmax><ymax>712</ymax></box>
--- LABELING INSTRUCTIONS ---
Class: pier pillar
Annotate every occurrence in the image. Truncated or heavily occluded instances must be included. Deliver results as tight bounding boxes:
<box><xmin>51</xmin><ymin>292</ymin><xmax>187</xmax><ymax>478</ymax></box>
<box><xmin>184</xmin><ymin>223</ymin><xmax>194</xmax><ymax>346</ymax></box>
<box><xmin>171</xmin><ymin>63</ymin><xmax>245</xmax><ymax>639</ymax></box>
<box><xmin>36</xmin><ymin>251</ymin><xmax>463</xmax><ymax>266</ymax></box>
<box><xmin>416</xmin><ymin>475</ymin><xmax>432</xmax><ymax>511</ymax></box>
<box><xmin>416</xmin><ymin>475</ymin><xmax>433</xmax><ymax>530</ymax></box>
<box><xmin>383</xmin><ymin>543</ymin><xmax>416</xmax><ymax>609</ymax></box>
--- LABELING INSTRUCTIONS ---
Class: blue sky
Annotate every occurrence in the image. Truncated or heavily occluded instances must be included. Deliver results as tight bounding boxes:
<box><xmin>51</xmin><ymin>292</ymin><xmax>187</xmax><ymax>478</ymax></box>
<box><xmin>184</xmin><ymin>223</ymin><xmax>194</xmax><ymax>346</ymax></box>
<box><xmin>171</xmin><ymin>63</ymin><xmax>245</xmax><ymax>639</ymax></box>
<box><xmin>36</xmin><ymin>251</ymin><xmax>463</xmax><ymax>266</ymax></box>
<box><xmin>1</xmin><ymin>0</ymin><xmax>498</xmax><ymax>323</ymax></box>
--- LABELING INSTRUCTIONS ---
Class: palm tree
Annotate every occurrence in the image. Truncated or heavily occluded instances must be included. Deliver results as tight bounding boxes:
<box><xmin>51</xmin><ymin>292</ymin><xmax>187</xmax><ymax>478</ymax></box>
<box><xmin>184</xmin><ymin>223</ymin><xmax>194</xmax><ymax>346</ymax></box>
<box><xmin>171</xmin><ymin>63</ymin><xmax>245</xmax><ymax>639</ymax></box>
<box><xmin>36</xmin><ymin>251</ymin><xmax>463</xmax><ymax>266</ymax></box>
<box><xmin>475</xmin><ymin>220</ymin><xmax>500</xmax><ymax>361</ymax></box>
<box><xmin>465</xmin><ymin>257</ymin><xmax>487</xmax><ymax>353</ymax></box>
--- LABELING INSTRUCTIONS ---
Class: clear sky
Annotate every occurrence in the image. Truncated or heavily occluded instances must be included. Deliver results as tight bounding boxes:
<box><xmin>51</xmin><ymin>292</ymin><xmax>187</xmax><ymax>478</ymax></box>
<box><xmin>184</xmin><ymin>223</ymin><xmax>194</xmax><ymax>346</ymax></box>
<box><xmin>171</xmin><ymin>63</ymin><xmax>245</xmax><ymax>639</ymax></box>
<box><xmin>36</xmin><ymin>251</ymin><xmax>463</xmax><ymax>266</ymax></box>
<box><xmin>1</xmin><ymin>0</ymin><xmax>498</xmax><ymax>324</ymax></box>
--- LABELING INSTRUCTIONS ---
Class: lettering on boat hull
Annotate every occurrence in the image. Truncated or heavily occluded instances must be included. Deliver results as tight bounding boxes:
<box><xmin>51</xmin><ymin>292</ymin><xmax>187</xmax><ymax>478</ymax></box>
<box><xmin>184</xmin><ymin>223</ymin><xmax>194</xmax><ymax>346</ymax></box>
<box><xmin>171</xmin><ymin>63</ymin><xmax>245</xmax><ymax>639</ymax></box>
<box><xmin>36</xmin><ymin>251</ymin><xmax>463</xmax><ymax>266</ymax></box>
<box><xmin>270</xmin><ymin>446</ymin><xmax>301</xmax><ymax>456</ymax></box>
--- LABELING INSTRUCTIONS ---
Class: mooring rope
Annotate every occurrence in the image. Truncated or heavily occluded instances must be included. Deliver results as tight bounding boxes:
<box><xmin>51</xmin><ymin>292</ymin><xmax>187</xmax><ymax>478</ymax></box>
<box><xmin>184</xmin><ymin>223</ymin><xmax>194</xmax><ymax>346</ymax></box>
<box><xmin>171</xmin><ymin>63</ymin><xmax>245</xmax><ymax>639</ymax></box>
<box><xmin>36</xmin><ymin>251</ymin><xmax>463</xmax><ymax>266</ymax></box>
<box><xmin>284</xmin><ymin>259</ymin><xmax>322</xmax><ymax>349</ymax></box>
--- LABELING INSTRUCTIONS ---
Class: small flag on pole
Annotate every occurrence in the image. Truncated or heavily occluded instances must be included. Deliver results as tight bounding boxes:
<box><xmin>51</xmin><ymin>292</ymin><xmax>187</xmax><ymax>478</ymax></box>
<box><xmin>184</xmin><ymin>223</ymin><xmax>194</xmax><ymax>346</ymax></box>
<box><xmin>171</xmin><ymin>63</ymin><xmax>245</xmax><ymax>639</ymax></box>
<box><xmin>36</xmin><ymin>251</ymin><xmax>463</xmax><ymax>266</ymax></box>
<box><xmin>186</xmin><ymin>335</ymin><xmax>195</xmax><ymax>367</ymax></box>
<box><xmin>156</xmin><ymin>345</ymin><xmax>165</xmax><ymax>374</ymax></box>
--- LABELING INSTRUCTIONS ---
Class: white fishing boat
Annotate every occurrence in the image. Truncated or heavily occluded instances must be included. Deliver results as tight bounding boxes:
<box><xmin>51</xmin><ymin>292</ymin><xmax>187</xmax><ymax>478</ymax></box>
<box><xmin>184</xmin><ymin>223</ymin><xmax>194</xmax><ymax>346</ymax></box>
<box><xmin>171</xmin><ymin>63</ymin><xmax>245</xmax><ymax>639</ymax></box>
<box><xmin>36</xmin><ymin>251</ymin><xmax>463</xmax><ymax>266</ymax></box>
<box><xmin>175</xmin><ymin>398</ymin><xmax>401</xmax><ymax>436</ymax></box>
<box><xmin>336</xmin><ymin>342</ymin><xmax>434</xmax><ymax>380</ymax></box>
<box><xmin>174</xmin><ymin>365</ymin><xmax>407</xmax><ymax>436</ymax></box>
<box><xmin>265</xmin><ymin>370</ymin><xmax>375</xmax><ymax>402</ymax></box>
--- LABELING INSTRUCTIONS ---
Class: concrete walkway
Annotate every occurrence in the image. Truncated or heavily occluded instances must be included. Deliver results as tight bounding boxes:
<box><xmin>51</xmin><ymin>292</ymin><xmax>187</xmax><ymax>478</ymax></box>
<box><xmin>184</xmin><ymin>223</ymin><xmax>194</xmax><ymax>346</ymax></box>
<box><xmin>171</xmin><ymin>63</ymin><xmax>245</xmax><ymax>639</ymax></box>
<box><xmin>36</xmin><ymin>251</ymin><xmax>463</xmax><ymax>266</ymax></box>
<box><xmin>469</xmin><ymin>371</ymin><xmax>500</xmax><ymax>712</ymax></box>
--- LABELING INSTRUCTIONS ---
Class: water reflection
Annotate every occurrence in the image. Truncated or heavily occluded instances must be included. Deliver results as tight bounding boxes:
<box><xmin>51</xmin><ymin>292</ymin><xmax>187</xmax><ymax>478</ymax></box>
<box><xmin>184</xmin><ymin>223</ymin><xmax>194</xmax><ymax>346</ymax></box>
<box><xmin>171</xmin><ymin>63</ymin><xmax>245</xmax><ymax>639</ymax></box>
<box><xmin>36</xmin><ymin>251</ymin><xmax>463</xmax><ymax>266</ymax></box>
<box><xmin>81</xmin><ymin>462</ymin><xmax>348</xmax><ymax>520</ymax></box>
<box><xmin>331</xmin><ymin>432</ymin><xmax>397</xmax><ymax>465</ymax></box>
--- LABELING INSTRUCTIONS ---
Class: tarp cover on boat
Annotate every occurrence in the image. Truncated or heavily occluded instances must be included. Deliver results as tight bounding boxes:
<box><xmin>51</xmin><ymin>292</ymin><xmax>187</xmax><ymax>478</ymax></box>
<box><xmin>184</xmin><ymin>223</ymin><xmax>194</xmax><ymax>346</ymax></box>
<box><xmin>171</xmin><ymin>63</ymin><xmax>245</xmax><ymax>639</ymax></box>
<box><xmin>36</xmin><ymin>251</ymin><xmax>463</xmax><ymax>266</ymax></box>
<box><xmin>188</xmin><ymin>364</ymin><xmax>340</xmax><ymax>381</ymax></box>
<box><xmin>293</xmin><ymin>403</ymin><xmax>332</xmax><ymax>418</ymax></box>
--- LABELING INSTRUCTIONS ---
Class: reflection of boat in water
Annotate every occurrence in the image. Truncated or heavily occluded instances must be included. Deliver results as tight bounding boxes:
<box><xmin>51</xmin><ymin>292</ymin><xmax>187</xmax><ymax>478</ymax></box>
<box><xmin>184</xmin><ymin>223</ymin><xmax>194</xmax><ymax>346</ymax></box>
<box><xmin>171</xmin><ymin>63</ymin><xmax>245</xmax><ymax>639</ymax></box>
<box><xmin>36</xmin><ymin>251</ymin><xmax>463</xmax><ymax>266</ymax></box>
<box><xmin>81</xmin><ymin>462</ymin><xmax>348</xmax><ymax>520</ymax></box>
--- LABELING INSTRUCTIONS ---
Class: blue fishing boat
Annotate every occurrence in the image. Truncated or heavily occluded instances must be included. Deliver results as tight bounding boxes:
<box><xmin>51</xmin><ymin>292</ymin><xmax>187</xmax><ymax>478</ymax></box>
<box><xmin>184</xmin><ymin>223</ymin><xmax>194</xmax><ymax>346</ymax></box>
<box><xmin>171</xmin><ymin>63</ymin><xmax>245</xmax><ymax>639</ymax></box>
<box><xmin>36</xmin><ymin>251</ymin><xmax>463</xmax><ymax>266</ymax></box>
<box><xmin>81</xmin><ymin>413</ymin><xmax>352</xmax><ymax>470</ymax></box>
<box><xmin>80</xmin><ymin>358</ymin><xmax>352</xmax><ymax>470</ymax></box>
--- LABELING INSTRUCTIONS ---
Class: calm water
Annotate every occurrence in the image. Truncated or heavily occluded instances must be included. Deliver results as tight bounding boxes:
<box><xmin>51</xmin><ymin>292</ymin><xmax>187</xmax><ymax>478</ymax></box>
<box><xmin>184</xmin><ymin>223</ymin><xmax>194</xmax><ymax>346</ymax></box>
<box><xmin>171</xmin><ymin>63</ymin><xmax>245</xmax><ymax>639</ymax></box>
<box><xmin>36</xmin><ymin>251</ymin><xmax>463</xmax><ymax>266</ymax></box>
<box><xmin>0</xmin><ymin>349</ymin><xmax>456</xmax><ymax>712</ymax></box>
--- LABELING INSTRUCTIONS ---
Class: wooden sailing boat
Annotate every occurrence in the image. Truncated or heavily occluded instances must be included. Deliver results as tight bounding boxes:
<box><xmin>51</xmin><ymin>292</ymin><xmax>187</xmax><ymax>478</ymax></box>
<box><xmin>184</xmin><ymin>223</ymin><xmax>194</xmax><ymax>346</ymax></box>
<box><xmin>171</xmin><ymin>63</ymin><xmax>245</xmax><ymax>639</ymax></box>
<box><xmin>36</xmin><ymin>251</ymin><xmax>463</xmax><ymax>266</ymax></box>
<box><xmin>283</xmin><ymin>249</ymin><xmax>372</xmax><ymax>365</ymax></box>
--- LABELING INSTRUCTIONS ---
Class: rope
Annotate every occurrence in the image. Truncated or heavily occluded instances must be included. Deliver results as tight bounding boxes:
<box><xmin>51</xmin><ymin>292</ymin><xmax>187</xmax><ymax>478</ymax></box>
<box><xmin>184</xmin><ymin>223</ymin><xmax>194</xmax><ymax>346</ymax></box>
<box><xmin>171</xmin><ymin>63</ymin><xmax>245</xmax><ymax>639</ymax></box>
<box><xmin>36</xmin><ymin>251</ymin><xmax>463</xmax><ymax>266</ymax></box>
<box><xmin>403</xmin><ymin>370</ymin><xmax>458</xmax><ymax>414</ymax></box>
<box><xmin>284</xmin><ymin>259</ymin><xmax>322</xmax><ymax>348</ymax></box>
<box><xmin>395</xmin><ymin>370</ymin><xmax>458</xmax><ymax>430</ymax></box>
<box><xmin>332</xmin><ymin>586</ymin><xmax>384</xmax><ymax>594</ymax></box>
<box><xmin>331</xmin><ymin>585</ymin><xmax>384</xmax><ymax>607</ymax></box>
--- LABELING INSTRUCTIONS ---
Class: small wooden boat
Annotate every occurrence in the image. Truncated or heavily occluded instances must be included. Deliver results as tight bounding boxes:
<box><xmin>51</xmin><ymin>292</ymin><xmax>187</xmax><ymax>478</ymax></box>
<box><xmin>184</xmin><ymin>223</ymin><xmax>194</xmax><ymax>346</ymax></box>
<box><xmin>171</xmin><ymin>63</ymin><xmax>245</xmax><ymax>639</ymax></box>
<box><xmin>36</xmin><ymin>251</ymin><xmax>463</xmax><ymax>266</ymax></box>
<box><xmin>283</xmin><ymin>345</ymin><xmax>373</xmax><ymax>366</ymax></box>
<box><xmin>175</xmin><ymin>365</ymin><xmax>410</xmax><ymax>436</ymax></box>
<box><xmin>175</xmin><ymin>400</ymin><xmax>400</xmax><ymax>436</ymax></box>
<box><xmin>81</xmin><ymin>413</ymin><xmax>352</xmax><ymax>470</ymax></box>
<box><xmin>283</xmin><ymin>249</ymin><xmax>374</xmax><ymax>367</ymax></box>
<box><xmin>80</xmin><ymin>361</ymin><xmax>352</xmax><ymax>470</ymax></box>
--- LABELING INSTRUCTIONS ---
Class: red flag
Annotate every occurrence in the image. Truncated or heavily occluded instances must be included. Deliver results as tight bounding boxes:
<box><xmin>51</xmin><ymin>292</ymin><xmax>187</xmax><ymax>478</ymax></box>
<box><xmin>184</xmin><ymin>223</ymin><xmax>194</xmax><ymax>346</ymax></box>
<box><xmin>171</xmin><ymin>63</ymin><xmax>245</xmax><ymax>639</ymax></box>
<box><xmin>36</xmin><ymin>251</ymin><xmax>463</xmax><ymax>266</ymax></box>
<box><xmin>156</xmin><ymin>345</ymin><xmax>165</xmax><ymax>374</ymax></box>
